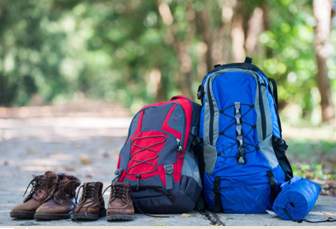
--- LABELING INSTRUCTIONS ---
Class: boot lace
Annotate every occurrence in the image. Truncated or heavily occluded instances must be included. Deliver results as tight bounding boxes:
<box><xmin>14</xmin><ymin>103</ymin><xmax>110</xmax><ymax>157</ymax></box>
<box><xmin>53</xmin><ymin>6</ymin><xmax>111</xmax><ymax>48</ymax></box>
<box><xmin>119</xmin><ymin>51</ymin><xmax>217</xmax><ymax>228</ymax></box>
<box><xmin>76</xmin><ymin>184</ymin><xmax>97</xmax><ymax>203</ymax></box>
<box><xmin>23</xmin><ymin>175</ymin><xmax>48</xmax><ymax>199</ymax></box>
<box><xmin>109</xmin><ymin>183</ymin><xmax>127</xmax><ymax>202</ymax></box>
<box><xmin>73</xmin><ymin>184</ymin><xmax>99</xmax><ymax>222</ymax></box>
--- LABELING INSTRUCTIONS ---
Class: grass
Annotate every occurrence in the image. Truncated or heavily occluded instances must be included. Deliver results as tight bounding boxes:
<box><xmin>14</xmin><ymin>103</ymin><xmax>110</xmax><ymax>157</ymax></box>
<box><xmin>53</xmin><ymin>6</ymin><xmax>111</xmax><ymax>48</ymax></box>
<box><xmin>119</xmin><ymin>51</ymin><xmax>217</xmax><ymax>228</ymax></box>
<box><xmin>283</xmin><ymin>123</ymin><xmax>336</xmax><ymax>181</ymax></box>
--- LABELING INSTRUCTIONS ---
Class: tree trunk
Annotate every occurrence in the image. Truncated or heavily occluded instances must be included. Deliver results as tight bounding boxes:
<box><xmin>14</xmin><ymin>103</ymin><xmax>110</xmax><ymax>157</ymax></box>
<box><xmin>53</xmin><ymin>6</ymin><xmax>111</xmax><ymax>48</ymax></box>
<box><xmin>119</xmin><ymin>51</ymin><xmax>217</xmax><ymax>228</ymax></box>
<box><xmin>214</xmin><ymin>1</ymin><xmax>235</xmax><ymax>65</ymax></box>
<box><xmin>313</xmin><ymin>0</ymin><xmax>335</xmax><ymax>123</ymax></box>
<box><xmin>245</xmin><ymin>7</ymin><xmax>264</xmax><ymax>56</ymax></box>
<box><xmin>231</xmin><ymin>1</ymin><xmax>246</xmax><ymax>62</ymax></box>
<box><xmin>0</xmin><ymin>0</ymin><xmax>9</xmax><ymax>106</ymax></box>
<box><xmin>197</xmin><ymin>6</ymin><xmax>213</xmax><ymax>72</ymax></box>
<box><xmin>220</xmin><ymin>3</ymin><xmax>234</xmax><ymax>64</ymax></box>
<box><xmin>158</xmin><ymin>1</ymin><xmax>195</xmax><ymax>99</ymax></box>
<box><xmin>261</xmin><ymin>2</ymin><xmax>272</xmax><ymax>59</ymax></box>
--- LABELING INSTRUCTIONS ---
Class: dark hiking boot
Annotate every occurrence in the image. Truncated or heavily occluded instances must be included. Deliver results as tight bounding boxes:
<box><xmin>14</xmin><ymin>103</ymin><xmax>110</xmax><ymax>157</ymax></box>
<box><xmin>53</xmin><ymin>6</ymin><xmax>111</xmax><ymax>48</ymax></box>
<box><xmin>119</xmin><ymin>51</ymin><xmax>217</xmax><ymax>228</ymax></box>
<box><xmin>10</xmin><ymin>171</ymin><xmax>57</xmax><ymax>219</ymax></box>
<box><xmin>71</xmin><ymin>182</ymin><xmax>106</xmax><ymax>221</ymax></box>
<box><xmin>106</xmin><ymin>182</ymin><xmax>135</xmax><ymax>221</ymax></box>
<box><xmin>34</xmin><ymin>173</ymin><xmax>80</xmax><ymax>220</ymax></box>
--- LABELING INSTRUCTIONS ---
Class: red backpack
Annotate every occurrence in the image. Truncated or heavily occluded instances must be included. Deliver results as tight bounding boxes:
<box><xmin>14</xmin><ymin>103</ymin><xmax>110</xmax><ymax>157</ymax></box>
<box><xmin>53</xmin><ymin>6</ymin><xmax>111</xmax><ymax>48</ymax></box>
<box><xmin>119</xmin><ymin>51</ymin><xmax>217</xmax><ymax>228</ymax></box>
<box><xmin>114</xmin><ymin>96</ymin><xmax>202</xmax><ymax>213</ymax></box>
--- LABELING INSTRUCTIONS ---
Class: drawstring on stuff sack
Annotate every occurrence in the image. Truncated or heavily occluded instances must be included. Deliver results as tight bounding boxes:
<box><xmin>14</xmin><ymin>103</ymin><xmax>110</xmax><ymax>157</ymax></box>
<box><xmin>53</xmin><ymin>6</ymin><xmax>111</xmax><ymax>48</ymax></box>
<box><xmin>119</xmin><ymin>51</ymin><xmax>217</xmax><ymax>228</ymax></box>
<box><xmin>273</xmin><ymin>176</ymin><xmax>335</xmax><ymax>224</ymax></box>
<box><xmin>284</xmin><ymin>209</ymin><xmax>336</xmax><ymax>224</ymax></box>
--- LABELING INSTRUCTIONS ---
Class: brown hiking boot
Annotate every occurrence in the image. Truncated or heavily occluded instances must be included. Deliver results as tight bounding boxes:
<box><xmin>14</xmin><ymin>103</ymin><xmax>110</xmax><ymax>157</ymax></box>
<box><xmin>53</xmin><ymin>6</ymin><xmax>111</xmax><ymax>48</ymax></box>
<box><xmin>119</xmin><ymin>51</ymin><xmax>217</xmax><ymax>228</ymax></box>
<box><xmin>34</xmin><ymin>173</ymin><xmax>81</xmax><ymax>220</ymax></box>
<box><xmin>106</xmin><ymin>182</ymin><xmax>135</xmax><ymax>221</ymax></box>
<box><xmin>71</xmin><ymin>182</ymin><xmax>106</xmax><ymax>221</ymax></box>
<box><xmin>10</xmin><ymin>171</ymin><xmax>57</xmax><ymax>219</ymax></box>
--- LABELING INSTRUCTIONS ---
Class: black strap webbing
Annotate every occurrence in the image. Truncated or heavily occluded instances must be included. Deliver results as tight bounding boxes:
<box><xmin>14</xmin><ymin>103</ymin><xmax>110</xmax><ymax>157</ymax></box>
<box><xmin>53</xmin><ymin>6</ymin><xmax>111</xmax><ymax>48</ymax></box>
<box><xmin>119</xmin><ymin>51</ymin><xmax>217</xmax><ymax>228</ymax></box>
<box><xmin>269</xmin><ymin>78</ymin><xmax>278</xmax><ymax>109</ymax></box>
<box><xmin>202</xmin><ymin>209</ymin><xmax>226</xmax><ymax>226</ymax></box>
<box><xmin>214</xmin><ymin>176</ymin><xmax>222</xmax><ymax>212</ymax></box>
<box><xmin>268</xmin><ymin>78</ymin><xmax>283</xmax><ymax>134</ymax></box>
<box><xmin>267</xmin><ymin>170</ymin><xmax>277</xmax><ymax>201</ymax></box>
<box><xmin>192</xmin><ymin>137</ymin><xmax>205</xmax><ymax>211</ymax></box>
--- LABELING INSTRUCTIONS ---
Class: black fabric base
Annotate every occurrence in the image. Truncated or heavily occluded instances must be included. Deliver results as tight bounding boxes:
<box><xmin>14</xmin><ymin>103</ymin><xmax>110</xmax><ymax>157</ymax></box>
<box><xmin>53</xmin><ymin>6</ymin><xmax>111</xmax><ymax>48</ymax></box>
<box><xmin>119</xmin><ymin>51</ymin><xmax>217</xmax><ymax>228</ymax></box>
<box><xmin>128</xmin><ymin>175</ymin><xmax>202</xmax><ymax>214</ymax></box>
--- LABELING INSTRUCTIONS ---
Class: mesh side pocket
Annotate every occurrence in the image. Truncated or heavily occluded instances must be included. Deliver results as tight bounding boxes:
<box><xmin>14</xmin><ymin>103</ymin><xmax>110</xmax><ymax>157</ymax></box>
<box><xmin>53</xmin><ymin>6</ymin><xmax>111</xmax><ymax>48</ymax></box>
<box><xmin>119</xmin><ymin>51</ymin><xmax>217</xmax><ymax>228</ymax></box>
<box><xmin>181</xmin><ymin>151</ymin><xmax>202</xmax><ymax>188</ymax></box>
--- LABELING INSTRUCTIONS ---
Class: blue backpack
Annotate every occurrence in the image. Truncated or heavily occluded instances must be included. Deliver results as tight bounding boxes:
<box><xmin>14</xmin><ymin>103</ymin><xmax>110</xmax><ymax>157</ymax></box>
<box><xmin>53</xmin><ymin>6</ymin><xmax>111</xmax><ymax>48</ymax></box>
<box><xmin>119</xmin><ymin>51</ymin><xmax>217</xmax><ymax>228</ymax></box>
<box><xmin>197</xmin><ymin>57</ymin><xmax>293</xmax><ymax>213</ymax></box>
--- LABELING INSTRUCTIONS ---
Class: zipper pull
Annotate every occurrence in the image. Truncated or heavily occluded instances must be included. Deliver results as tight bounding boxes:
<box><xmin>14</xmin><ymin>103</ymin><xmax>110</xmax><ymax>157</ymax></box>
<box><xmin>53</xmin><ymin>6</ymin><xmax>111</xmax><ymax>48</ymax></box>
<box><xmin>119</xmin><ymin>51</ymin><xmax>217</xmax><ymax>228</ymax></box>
<box><xmin>176</xmin><ymin>138</ymin><xmax>183</xmax><ymax>152</ymax></box>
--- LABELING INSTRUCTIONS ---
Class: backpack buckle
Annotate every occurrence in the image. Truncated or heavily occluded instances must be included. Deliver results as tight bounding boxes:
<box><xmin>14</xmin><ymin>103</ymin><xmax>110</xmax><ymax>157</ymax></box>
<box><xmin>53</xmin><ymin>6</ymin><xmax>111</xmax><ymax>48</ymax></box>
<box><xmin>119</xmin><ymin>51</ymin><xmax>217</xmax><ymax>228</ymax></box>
<box><xmin>176</xmin><ymin>138</ymin><xmax>183</xmax><ymax>152</ymax></box>
<box><xmin>164</xmin><ymin>164</ymin><xmax>174</xmax><ymax>190</ymax></box>
<box><xmin>164</xmin><ymin>164</ymin><xmax>174</xmax><ymax>175</ymax></box>
<box><xmin>114</xmin><ymin>169</ymin><xmax>123</xmax><ymax>177</ymax></box>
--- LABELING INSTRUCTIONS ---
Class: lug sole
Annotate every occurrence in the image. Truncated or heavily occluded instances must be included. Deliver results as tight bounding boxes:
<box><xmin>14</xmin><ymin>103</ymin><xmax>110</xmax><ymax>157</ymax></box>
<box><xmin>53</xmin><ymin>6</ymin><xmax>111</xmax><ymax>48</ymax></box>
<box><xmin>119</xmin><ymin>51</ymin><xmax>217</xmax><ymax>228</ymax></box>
<box><xmin>34</xmin><ymin>212</ymin><xmax>71</xmax><ymax>220</ymax></box>
<box><xmin>71</xmin><ymin>209</ymin><xmax>106</xmax><ymax>221</ymax></box>
<box><xmin>106</xmin><ymin>214</ymin><xmax>135</xmax><ymax>221</ymax></box>
<box><xmin>10</xmin><ymin>210</ymin><xmax>35</xmax><ymax>219</ymax></box>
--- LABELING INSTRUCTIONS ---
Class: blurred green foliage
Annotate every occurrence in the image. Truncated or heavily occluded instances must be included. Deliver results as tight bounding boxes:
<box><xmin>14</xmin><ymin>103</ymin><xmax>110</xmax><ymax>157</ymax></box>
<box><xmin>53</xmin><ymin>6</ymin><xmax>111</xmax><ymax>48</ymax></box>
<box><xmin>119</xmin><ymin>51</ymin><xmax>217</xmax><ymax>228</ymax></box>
<box><xmin>288</xmin><ymin>138</ymin><xmax>336</xmax><ymax>180</ymax></box>
<box><xmin>0</xmin><ymin>0</ymin><xmax>335</xmax><ymax>118</ymax></box>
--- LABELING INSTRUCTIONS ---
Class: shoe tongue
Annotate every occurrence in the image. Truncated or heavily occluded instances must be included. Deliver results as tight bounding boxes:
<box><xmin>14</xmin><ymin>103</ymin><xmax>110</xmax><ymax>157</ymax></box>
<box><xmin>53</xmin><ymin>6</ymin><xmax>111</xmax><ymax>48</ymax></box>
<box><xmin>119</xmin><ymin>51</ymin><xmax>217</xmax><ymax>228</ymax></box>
<box><xmin>44</xmin><ymin>171</ymin><xmax>56</xmax><ymax>176</ymax></box>
<box><xmin>115</xmin><ymin>182</ymin><xmax>129</xmax><ymax>188</ymax></box>
<box><xmin>61</xmin><ymin>176</ymin><xmax>70</xmax><ymax>182</ymax></box>
<box><xmin>41</xmin><ymin>171</ymin><xmax>56</xmax><ymax>180</ymax></box>
<box><xmin>86</xmin><ymin>182</ymin><xmax>95</xmax><ymax>186</ymax></box>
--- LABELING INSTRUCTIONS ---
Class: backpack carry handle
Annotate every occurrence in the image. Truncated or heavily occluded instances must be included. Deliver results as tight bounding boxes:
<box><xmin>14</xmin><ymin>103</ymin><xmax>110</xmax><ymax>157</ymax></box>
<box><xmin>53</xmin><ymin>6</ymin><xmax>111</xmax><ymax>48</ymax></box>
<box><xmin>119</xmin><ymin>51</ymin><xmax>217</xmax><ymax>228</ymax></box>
<box><xmin>170</xmin><ymin>95</ymin><xmax>191</xmax><ymax>101</ymax></box>
<box><xmin>210</xmin><ymin>56</ymin><xmax>266</xmax><ymax>76</ymax></box>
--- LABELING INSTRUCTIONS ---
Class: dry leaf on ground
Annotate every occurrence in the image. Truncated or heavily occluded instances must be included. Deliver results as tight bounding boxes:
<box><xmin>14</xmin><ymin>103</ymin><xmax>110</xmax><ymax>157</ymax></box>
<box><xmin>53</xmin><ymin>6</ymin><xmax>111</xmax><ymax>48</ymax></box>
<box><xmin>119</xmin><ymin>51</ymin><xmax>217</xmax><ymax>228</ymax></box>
<box><xmin>181</xmin><ymin>213</ymin><xmax>196</xmax><ymax>217</ymax></box>
<box><xmin>80</xmin><ymin>154</ymin><xmax>92</xmax><ymax>165</ymax></box>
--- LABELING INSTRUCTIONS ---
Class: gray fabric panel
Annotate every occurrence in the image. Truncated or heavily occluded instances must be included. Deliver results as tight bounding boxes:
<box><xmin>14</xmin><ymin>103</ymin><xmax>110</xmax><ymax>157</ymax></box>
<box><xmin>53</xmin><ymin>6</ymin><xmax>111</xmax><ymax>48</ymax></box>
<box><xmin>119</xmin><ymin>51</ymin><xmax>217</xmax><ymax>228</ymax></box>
<box><xmin>142</xmin><ymin>104</ymin><xmax>173</xmax><ymax>131</ymax></box>
<box><xmin>157</xmin><ymin>135</ymin><xmax>178</xmax><ymax>165</ymax></box>
<box><xmin>260</xmin><ymin>84</ymin><xmax>273</xmax><ymax>138</ymax></box>
<box><xmin>167</xmin><ymin>105</ymin><xmax>184</xmax><ymax>135</ymax></box>
<box><xmin>202</xmin><ymin>71</ymin><xmax>224</xmax><ymax>174</ymax></box>
<box><xmin>259</xmin><ymin>134</ymin><xmax>279</xmax><ymax>168</ymax></box>
<box><xmin>129</xmin><ymin>113</ymin><xmax>140</xmax><ymax>138</ymax></box>
<box><xmin>203</xmin><ymin>77</ymin><xmax>211</xmax><ymax>146</ymax></box>
<box><xmin>209</xmin><ymin>75</ymin><xmax>220</xmax><ymax>146</ymax></box>
<box><xmin>119</xmin><ymin>142</ymin><xmax>131</xmax><ymax>170</ymax></box>
<box><xmin>202</xmin><ymin>76</ymin><xmax>214</xmax><ymax>174</ymax></box>
<box><xmin>253</xmin><ymin>74</ymin><xmax>263</xmax><ymax>143</ymax></box>
<box><xmin>181</xmin><ymin>151</ymin><xmax>202</xmax><ymax>187</ymax></box>
<box><xmin>204</xmin><ymin>143</ymin><xmax>218</xmax><ymax>174</ymax></box>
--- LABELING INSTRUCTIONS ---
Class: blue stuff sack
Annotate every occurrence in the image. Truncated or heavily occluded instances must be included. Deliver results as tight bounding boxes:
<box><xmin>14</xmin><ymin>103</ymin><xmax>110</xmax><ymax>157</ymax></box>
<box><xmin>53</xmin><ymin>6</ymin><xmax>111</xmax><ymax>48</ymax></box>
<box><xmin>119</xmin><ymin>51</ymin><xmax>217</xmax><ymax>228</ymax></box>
<box><xmin>273</xmin><ymin>175</ymin><xmax>322</xmax><ymax>220</ymax></box>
